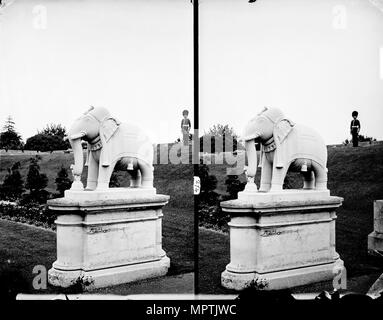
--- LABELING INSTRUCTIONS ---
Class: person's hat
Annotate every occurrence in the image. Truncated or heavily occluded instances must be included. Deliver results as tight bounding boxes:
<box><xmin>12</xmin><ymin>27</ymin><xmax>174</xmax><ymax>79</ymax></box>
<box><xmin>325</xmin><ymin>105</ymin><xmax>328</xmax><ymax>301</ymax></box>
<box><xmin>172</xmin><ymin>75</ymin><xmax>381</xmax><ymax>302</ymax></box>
<box><xmin>352</xmin><ymin>111</ymin><xmax>358</xmax><ymax>117</ymax></box>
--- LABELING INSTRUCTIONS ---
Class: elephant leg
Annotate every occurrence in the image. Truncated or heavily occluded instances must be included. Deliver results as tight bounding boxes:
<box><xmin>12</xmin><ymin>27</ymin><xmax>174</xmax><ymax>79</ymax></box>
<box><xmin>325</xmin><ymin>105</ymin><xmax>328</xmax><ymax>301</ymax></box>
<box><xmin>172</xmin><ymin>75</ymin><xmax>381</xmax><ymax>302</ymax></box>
<box><xmin>138</xmin><ymin>161</ymin><xmax>154</xmax><ymax>188</ymax></box>
<box><xmin>129</xmin><ymin>169</ymin><xmax>141</xmax><ymax>188</ymax></box>
<box><xmin>302</xmin><ymin>171</ymin><xmax>315</xmax><ymax>190</ymax></box>
<box><xmin>85</xmin><ymin>153</ymin><xmax>98</xmax><ymax>190</ymax></box>
<box><xmin>259</xmin><ymin>158</ymin><xmax>272</xmax><ymax>192</ymax></box>
<box><xmin>270</xmin><ymin>165</ymin><xmax>288</xmax><ymax>192</ymax></box>
<box><xmin>96</xmin><ymin>164</ymin><xmax>115</xmax><ymax>190</ymax></box>
<box><xmin>313</xmin><ymin>162</ymin><xmax>328</xmax><ymax>190</ymax></box>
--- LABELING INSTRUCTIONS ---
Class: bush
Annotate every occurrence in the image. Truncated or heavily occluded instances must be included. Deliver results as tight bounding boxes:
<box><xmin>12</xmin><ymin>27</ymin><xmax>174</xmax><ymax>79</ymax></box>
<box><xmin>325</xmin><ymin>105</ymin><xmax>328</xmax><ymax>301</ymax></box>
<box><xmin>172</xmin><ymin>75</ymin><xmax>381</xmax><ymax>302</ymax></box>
<box><xmin>198</xmin><ymin>203</ymin><xmax>230</xmax><ymax>232</ymax></box>
<box><xmin>20</xmin><ymin>190</ymin><xmax>51</xmax><ymax>206</ymax></box>
<box><xmin>0</xmin><ymin>162</ymin><xmax>24</xmax><ymax>201</ymax></box>
<box><xmin>24</xmin><ymin>133</ymin><xmax>68</xmax><ymax>152</ymax></box>
<box><xmin>197</xmin><ymin>162</ymin><xmax>231</xmax><ymax>230</ymax></box>
<box><xmin>55</xmin><ymin>166</ymin><xmax>72</xmax><ymax>196</ymax></box>
<box><xmin>25</xmin><ymin>156</ymin><xmax>49</xmax><ymax>204</ymax></box>
<box><xmin>224</xmin><ymin>175</ymin><xmax>245</xmax><ymax>199</ymax></box>
<box><xmin>0</xmin><ymin>202</ymin><xmax>56</xmax><ymax>229</ymax></box>
<box><xmin>0</xmin><ymin>116</ymin><xmax>23</xmax><ymax>151</ymax></box>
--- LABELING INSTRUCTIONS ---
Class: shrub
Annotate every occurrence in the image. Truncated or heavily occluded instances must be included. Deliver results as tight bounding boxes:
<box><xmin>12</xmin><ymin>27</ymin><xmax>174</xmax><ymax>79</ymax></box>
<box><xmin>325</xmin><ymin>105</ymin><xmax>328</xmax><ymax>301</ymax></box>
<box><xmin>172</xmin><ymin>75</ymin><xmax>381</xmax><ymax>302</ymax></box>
<box><xmin>0</xmin><ymin>162</ymin><xmax>24</xmax><ymax>201</ymax></box>
<box><xmin>24</xmin><ymin>133</ymin><xmax>68</xmax><ymax>152</ymax></box>
<box><xmin>198</xmin><ymin>203</ymin><xmax>230</xmax><ymax>232</ymax></box>
<box><xmin>0</xmin><ymin>202</ymin><xmax>56</xmax><ymax>229</ymax></box>
<box><xmin>224</xmin><ymin>174</ymin><xmax>245</xmax><ymax>199</ymax></box>
<box><xmin>25</xmin><ymin>156</ymin><xmax>49</xmax><ymax>204</ymax></box>
<box><xmin>55</xmin><ymin>166</ymin><xmax>72</xmax><ymax>196</ymax></box>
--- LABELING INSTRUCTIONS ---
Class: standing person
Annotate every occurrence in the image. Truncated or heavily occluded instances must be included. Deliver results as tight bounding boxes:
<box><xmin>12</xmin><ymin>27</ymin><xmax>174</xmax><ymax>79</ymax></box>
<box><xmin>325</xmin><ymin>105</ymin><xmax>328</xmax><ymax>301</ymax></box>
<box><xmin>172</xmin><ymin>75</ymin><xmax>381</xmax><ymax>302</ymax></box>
<box><xmin>350</xmin><ymin>110</ymin><xmax>361</xmax><ymax>147</ymax></box>
<box><xmin>181</xmin><ymin>109</ymin><xmax>191</xmax><ymax>146</ymax></box>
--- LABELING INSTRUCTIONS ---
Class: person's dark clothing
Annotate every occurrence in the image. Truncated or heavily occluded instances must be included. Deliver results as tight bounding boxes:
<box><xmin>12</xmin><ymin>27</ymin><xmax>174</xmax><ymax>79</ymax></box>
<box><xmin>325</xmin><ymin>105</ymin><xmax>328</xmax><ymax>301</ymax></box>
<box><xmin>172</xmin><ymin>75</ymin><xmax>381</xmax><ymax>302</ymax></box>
<box><xmin>350</xmin><ymin>119</ymin><xmax>361</xmax><ymax>147</ymax></box>
<box><xmin>181</xmin><ymin>118</ymin><xmax>191</xmax><ymax>145</ymax></box>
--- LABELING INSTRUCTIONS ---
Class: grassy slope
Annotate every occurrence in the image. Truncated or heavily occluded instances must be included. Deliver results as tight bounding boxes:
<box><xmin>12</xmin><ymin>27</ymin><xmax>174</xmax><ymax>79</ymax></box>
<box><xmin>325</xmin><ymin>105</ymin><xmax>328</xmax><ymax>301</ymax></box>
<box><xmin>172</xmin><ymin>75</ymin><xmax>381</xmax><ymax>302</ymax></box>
<box><xmin>200</xmin><ymin>144</ymin><xmax>383</xmax><ymax>293</ymax></box>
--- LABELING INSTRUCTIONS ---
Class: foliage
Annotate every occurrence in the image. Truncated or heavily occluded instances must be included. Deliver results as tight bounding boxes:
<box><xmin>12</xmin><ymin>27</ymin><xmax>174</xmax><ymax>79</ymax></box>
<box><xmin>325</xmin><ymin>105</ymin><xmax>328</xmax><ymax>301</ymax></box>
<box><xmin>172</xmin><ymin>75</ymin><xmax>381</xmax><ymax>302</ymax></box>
<box><xmin>200</xmin><ymin>124</ymin><xmax>238</xmax><ymax>153</ymax></box>
<box><xmin>55</xmin><ymin>166</ymin><xmax>72</xmax><ymax>196</ymax></box>
<box><xmin>38</xmin><ymin>123</ymin><xmax>67</xmax><ymax>138</ymax></box>
<box><xmin>198</xmin><ymin>162</ymin><xmax>218</xmax><ymax>206</ymax></box>
<box><xmin>206</xmin><ymin>124</ymin><xmax>238</xmax><ymax>139</ymax></box>
<box><xmin>25</xmin><ymin>156</ymin><xmax>49</xmax><ymax>203</ymax></box>
<box><xmin>343</xmin><ymin>135</ymin><xmax>377</xmax><ymax>145</ymax></box>
<box><xmin>0</xmin><ymin>162</ymin><xmax>24</xmax><ymax>201</ymax></box>
<box><xmin>224</xmin><ymin>175</ymin><xmax>245</xmax><ymax>199</ymax></box>
<box><xmin>24</xmin><ymin>133</ymin><xmax>68</xmax><ymax>152</ymax></box>
<box><xmin>198</xmin><ymin>203</ymin><xmax>230</xmax><ymax>232</ymax></box>
<box><xmin>0</xmin><ymin>202</ymin><xmax>56</xmax><ymax>229</ymax></box>
<box><xmin>197</xmin><ymin>161</ymin><xmax>228</xmax><ymax>230</ymax></box>
<box><xmin>109</xmin><ymin>170</ymin><xmax>121</xmax><ymax>188</ymax></box>
<box><xmin>2</xmin><ymin>116</ymin><xmax>16</xmax><ymax>132</ymax></box>
<box><xmin>358</xmin><ymin>134</ymin><xmax>377</xmax><ymax>143</ymax></box>
<box><xmin>0</xmin><ymin>116</ymin><xmax>23</xmax><ymax>151</ymax></box>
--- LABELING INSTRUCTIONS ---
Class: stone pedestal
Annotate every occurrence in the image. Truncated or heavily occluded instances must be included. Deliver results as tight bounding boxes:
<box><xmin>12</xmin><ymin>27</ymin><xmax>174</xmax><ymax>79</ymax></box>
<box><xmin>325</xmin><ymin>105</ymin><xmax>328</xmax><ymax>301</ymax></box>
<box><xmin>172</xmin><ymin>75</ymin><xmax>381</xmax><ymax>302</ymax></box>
<box><xmin>368</xmin><ymin>200</ymin><xmax>383</xmax><ymax>257</ymax></box>
<box><xmin>47</xmin><ymin>188</ymin><xmax>170</xmax><ymax>290</ymax></box>
<box><xmin>221</xmin><ymin>189</ymin><xmax>345</xmax><ymax>291</ymax></box>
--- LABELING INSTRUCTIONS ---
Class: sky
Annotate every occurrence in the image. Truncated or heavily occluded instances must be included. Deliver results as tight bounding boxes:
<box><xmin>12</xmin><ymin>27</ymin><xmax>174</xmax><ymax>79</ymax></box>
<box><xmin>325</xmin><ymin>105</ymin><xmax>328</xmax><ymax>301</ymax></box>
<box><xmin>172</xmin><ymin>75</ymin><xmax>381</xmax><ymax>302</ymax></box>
<box><xmin>200</xmin><ymin>0</ymin><xmax>383</xmax><ymax>144</ymax></box>
<box><xmin>0</xmin><ymin>0</ymin><xmax>193</xmax><ymax>144</ymax></box>
<box><xmin>1</xmin><ymin>0</ymin><xmax>382</xmax><ymax>146</ymax></box>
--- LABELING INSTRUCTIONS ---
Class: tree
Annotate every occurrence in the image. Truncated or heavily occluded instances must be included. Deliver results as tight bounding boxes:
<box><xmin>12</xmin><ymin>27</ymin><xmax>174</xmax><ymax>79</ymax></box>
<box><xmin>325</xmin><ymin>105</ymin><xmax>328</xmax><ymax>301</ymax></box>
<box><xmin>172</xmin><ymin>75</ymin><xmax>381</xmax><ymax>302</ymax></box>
<box><xmin>25</xmin><ymin>156</ymin><xmax>49</xmax><ymax>203</ymax></box>
<box><xmin>206</xmin><ymin>124</ymin><xmax>237</xmax><ymax>138</ymax></box>
<box><xmin>0</xmin><ymin>162</ymin><xmax>24</xmax><ymax>200</ymax></box>
<box><xmin>39</xmin><ymin>123</ymin><xmax>67</xmax><ymax>139</ymax></box>
<box><xmin>55</xmin><ymin>166</ymin><xmax>72</xmax><ymax>196</ymax></box>
<box><xmin>24</xmin><ymin>123</ymin><xmax>70</xmax><ymax>152</ymax></box>
<box><xmin>199</xmin><ymin>161</ymin><xmax>218</xmax><ymax>193</ymax></box>
<box><xmin>0</xmin><ymin>116</ymin><xmax>23</xmax><ymax>151</ymax></box>
<box><xmin>198</xmin><ymin>160</ymin><xmax>219</xmax><ymax>206</ymax></box>
<box><xmin>201</xmin><ymin>124</ymin><xmax>238</xmax><ymax>153</ymax></box>
<box><xmin>25</xmin><ymin>133</ymin><xmax>68</xmax><ymax>152</ymax></box>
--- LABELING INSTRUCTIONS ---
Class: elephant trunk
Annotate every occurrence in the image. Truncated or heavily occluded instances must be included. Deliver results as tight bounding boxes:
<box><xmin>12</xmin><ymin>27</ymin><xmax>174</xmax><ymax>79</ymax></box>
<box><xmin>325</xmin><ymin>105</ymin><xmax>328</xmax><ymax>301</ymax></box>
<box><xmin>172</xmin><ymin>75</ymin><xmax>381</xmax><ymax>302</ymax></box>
<box><xmin>245</xmin><ymin>139</ymin><xmax>258</xmax><ymax>178</ymax></box>
<box><xmin>69</xmin><ymin>138</ymin><xmax>84</xmax><ymax>177</ymax></box>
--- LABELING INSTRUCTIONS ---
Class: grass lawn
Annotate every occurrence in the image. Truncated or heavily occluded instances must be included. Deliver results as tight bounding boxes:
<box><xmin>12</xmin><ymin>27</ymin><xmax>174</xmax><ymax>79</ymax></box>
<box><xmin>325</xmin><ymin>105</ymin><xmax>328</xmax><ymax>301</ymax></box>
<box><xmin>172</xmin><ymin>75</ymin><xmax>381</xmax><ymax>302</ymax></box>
<box><xmin>199</xmin><ymin>143</ymin><xmax>383</xmax><ymax>293</ymax></box>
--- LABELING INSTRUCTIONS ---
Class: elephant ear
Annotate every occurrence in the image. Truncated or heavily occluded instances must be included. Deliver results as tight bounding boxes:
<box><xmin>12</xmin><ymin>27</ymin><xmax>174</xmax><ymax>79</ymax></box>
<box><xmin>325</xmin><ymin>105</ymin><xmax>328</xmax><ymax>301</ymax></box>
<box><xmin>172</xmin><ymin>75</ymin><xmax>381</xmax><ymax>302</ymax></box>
<box><xmin>273</xmin><ymin>118</ymin><xmax>295</xmax><ymax>145</ymax></box>
<box><xmin>273</xmin><ymin>118</ymin><xmax>295</xmax><ymax>168</ymax></box>
<box><xmin>100</xmin><ymin>117</ymin><xmax>121</xmax><ymax>142</ymax></box>
<box><xmin>99</xmin><ymin>117</ymin><xmax>121</xmax><ymax>167</ymax></box>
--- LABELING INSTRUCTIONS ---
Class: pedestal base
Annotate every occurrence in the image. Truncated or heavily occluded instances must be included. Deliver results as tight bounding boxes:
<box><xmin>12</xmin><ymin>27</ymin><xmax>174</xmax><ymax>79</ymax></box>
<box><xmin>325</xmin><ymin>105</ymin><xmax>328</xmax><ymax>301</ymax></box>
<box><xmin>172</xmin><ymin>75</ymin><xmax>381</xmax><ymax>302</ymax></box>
<box><xmin>47</xmin><ymin>189</ymin><xmax>170</xmax><ymax>290</ymax></box>
<box><xmin>368</xmin><ymin>200</ymin><xmax>383</xmax><ymax>258</ymax></box>
<box><xmin>368</xmin><ymin>231</ymin><xmax>383</xmax><ymax>257</ymax></box>
<box><xmin>220</xmin><ymin>190</ymin><xmax>344</xmax><ymax>291</ymax></box>
<box><xmin>221</xmin><ymin>259</ymin><xmax>344</xmax><ymax>291</ymax></box>
<box><xmin>48</xmin><ymin>256</ymin><xmax>170</xmax><ymax>290</ymax></box>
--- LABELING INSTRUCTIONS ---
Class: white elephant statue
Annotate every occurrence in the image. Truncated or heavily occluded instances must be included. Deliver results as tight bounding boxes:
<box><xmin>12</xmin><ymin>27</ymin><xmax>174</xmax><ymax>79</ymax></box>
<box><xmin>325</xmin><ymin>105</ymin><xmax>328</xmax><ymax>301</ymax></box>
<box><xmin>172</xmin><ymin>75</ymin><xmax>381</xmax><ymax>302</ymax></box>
<box><xmin>65</xmin><ymin>106</ymin><xmax>154</xmax><ymax>190</ymax></box>
<box><xmin>243</xmin><ymin>107</ymin><xmax>328</xmax><ymax>192</ymax></box>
